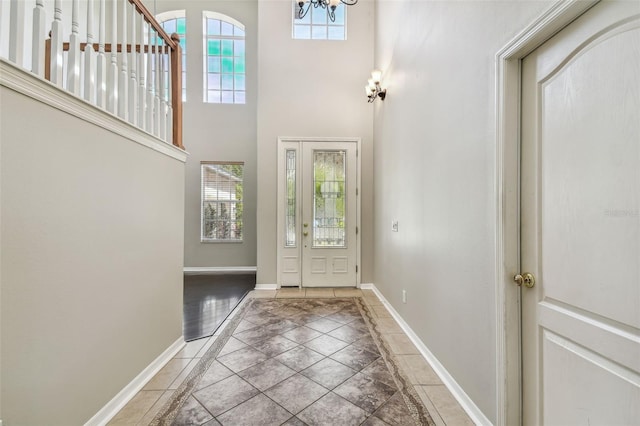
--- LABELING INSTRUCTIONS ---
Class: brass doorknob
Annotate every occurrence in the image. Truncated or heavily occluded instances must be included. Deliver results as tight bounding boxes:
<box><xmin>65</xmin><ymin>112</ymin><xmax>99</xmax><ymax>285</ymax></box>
<box><xmin>514</xmin><ymin>273</ymin><xmax>535</xmax><ymax>288</ymax></box>
<box><xmin>303</xmin><ymin>231</ymin><xmax>309</xmax><ymax>236</ymax></box>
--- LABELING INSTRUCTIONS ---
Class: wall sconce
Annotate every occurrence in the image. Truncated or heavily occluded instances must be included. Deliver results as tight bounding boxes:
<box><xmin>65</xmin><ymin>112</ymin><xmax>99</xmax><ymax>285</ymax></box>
<box><xmin>365</xmin><ymin>70</ymin><xmax>386</xmax><ymax>103</ymax></box>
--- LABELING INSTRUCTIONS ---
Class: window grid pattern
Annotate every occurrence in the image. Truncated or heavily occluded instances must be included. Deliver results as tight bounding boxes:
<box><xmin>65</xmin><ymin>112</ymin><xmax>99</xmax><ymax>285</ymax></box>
<box><xmin>293</xmin><ymin>4</ymin><xmax>346</xmax><ymax>40</ymax></box>
<box><xmin>158</xmin><ymin>17</ymin><xmax>186</xmax><ymax>101</ymax></box>
<box><xmin>285</xmin><ymin>150</ymin><xmax>297</xmax><ymax>247</ymax></box>
<box><xmin>201</xmin><ymin>163</ymin><xmax>244</xmax><ymax>241</ymax></box>
<box><xmin>313</xmin><ymin>151</ymin><xmax>346</xmax><ymax>247</ymax></box>
<box><xmin>204</xmin><ymin>17</ymin><xmax>246</xmax><ymax>104</ymax></box>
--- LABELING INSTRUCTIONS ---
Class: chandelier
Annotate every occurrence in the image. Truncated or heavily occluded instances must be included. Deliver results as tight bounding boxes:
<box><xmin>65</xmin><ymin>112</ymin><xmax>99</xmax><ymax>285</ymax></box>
<box><xmin>296</xmin><ymin>0</ymin><xmax>359</xmax><ymax>23</ymax></box>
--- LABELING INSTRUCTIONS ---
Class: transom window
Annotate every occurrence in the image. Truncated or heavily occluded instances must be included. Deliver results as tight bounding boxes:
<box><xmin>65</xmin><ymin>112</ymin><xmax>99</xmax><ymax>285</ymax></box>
<box><xmin>292</xmin><ymin>3</ymin><xmax>346</xmax><ymax>40</ymax></box>
<box><xmin>203</xmin><ymin>12</ymin><xmax>246</xmax><ymax>104</ymax></box>
<box><xmin>156</xmin><ymin>10</ymin><xmax>186</xmax><ymax>101</ymax></box>
<box><xmin>201</xmin><ymin>162</ymin><xmax>244</xmax><ymax>242</ymax></box>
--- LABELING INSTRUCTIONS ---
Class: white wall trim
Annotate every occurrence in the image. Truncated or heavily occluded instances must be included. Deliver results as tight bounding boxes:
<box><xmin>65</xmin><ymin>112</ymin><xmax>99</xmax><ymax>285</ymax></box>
<box><xmin>183</xmin><ymin>266</ymin><xmax>257</xmax><ymax>274</ymax></box>
<box><xmin>84</xmin><ymin>337</ymin><xmax>185</xmax><ymax>426</ymax></box>
<box><xmin>366</xmin><ymin>284</ymin><xmax>492</xmax><ymax>426</ymax></box>
<box><xmin>359</xmin><ymin>283</ymin><xmax>374</xmax><ymax>289</ymax></box>
<box><xmin>0</xmin><ymin>59</ymin><xmax>188</xmax><ymax>163</ymax></box>
<box><xmin>254</xmin><ymin>283</ymin><xmax>278</xmax><ymax>290</ymax></box>
<box><xmin>494</xmin><ymin>1</ymin><xmax>598</xmax><ymax>425</ymax></box>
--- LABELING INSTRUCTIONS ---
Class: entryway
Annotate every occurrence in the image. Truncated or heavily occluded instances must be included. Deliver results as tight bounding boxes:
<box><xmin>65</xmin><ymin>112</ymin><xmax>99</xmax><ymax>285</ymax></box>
<box><xmin>277</xmin><ymin>138</ymin><xmax>361</xmax><ymax>288</ymax></box>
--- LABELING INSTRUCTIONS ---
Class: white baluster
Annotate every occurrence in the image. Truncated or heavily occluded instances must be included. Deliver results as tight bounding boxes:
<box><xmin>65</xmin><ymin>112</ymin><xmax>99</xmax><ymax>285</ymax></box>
<box><xmin>158</xmin><ymin>42</ymin><xmax>167</xmax><ymax>141</ymax></box>
<box><xmin>137</xmin><ymin>14</ymin><xmax>146</xmax><ymax>129</ymax></box>
<box><xmin>84</xmin><ymin>0</ymin><xmax>96</xmax><ymax>103</ymax></box>
<box><xmin>107</xmin><ymin>0</ymin><xmax>118</xmax><ymax>114</ymax></box>
<box><xmin>67</xmin><ymin>0</ymin><xmax>80</xmax><ymax>94</ymax></box>
<box><xmin>153</xmin><ymin>34</ymin><xmax>161</xmax><ymax>137</ymax></box>
<box><xmin>146</xmin><ymin>24</ymin><xmax>154</xmax><ymax>133</ymax></box>
<box><xmin>9</xmin><ymin>0</ymin><xmax>25</xmax><ymax>67</ymax></box>
<box><xmin>32</xmin><ymin>0</ymin><xmax>47</xmax><ymax>76</ymax></box>
<box><xmin>128</xmin><ymin>1</ymin><xmax>137</xmax><ymax>125</ymax></box>
<box><xmin>96</xmin><ymin>0</ymin><xmax>106</xmax><ymax>108</ymax></box>
<box><xmin>167</xmin><ymin>105</ymin><xmax>173</xmax><ymax>143</ymax></box>
<box><xmin>166</xmin><ymin>45</ymin><xmax>173</xmax><ymax>142</ymax></box>
<box><xmin>50</xmin><ymin>0</ymin><xmax>64</xmax><ymax>86</ymax></box>
<box><xmin>118</xmin><ymin>0</ymin><xmax>128</xmax><ymax>120</ymax></box>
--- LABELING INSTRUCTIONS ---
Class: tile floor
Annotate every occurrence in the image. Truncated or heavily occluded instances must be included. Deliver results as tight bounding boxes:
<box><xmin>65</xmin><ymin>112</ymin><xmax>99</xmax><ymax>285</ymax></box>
<box><xmin>108</xmin><ymin>288</ymin><xmax>473</xmax><ymax>426</ymax></box>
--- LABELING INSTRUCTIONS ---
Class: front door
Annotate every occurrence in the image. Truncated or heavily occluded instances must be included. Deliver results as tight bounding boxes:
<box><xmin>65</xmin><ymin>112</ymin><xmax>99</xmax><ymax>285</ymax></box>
<box><xmin>277</xmin><ymin>139</ymin><xmax>359</xmax><ymax>288</ymax></box>
<box><xmin>520</xmin><ymin>1</ymin><xmax>640</xmax><ymax>424</ymax></box>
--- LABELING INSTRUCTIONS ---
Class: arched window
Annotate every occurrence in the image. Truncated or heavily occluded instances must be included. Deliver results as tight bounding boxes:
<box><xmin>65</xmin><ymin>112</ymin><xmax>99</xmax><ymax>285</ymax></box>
<box><xmin>156</xmin><ymin>10</ymin><xmax>186</xmax><ymax>101</ymax></box>
<box><xmin>203</xmin><ymin>12</ymin><xmax>246</xmax><ymax>104</ymax></box>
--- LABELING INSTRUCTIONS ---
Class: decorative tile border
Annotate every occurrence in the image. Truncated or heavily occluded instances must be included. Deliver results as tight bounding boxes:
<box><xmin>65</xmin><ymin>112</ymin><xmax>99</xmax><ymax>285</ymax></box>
<box><xmin>355</xmin><ymin>298</ymin><xmax>434</xmax><ymax>426</ymax></box>
<box><xmin>150</xmin><ymin>297</ymin><xmax>435</xmax><ymax>425</ymax></box>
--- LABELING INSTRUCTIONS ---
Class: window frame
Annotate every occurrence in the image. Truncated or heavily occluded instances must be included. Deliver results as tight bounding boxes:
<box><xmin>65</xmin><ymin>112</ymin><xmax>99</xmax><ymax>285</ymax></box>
<box><xmin>202</xmin><ymin>11</ymin><xmax>246</xmax><ymax>104</ymax></box>
<box><xmin>292</xmin><ymin>2</ymin><xmax>347</xmax><ymax>41</ymax></box>
<box><xmin>201</xmin><ymin>161</ymin><xmax>245</xmax><ymax>243</ymax></box>
<box><xmin>155</xmin><ymin>10</ymin><xmax>187</xmax><ymax>102</ymax></box>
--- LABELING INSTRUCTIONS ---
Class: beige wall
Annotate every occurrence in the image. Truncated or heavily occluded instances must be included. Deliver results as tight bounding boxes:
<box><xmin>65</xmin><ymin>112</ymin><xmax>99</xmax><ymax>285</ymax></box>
<box><xmin>0</xmin><ymin>84</ymin><xmax>185</xmax><ymax>424</ymax></box>
<box><xmin>256</xmin><ymin>0</ymin><xmax>375</xmax><ymax>285</ymax></box>
<box><xmin>150</xmin><ymin>0</ymin><xmax>259</xmax><ymax>268</ymax></box>
<box><xmin>372</xmin><ymin>0</ymin><xmax>552</xmax><ymax>422</ymax></box>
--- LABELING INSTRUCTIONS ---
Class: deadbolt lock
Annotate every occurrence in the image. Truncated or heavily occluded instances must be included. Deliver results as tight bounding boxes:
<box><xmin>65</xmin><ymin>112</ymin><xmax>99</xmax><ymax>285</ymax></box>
<box><xmin>303</xmin><ymin>231</ymin><xmax>309</xmax><ymax>236</ymax></box>
<box><xmin>303</xmin><ymin>223</ymin><xmax>309</xmax><ymax>228</ymax></box>
<box><xmin>514</xmin><ymin>273</ymin><xmax>535</xmax><ymax>288</ymax></box>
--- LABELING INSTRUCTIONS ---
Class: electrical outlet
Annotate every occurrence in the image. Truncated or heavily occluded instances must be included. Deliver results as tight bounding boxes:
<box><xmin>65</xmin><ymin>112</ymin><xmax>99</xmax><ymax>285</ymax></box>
<box><xmin>392</xmin><ymin>220</ymin><xmax>399</xmax><ymax>232</ymax></box>
<box><xmin>402</xmin><ymin>289</ymin><xmax>407</xmax><ymax>303</ymax></box>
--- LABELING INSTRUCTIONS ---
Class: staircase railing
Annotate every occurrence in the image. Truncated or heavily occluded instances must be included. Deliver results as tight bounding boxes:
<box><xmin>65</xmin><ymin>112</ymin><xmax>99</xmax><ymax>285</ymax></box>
<box><xmin>1</xmin><ymin>0</ymin><xmax>183</xmax><ymax>149</ymax></box>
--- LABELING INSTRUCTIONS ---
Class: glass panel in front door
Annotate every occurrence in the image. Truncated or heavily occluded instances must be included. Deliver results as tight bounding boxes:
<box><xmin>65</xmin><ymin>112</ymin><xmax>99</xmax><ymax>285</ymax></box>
<box><xmin>313</xmin><ymin>150</ymin><xmax>346</xmax><ymax>248</ymax></box>
<box><xmin>285</xmin><ymin>149</ymin><xmax>297</xmax><ymax>247</ymax></box>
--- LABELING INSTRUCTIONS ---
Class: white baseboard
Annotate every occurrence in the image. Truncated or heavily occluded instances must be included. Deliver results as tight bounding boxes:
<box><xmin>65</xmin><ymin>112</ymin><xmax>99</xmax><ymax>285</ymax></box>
<box><xmin>254</xmin><ymin>283</ymin><xmax>278</xmax><ymax>290</ymax></box>
<box><xmin>84</xmin><ymin>337</ymin><xmax>186</xmax><ymax>426</ymax></box>
<box><xmin>183</xmin><ymin>266</ymin><xmax>257</xmax><ymax>274</ymax></box>
<box><xmin>367</xmin><ymin>284</ymin><xmax>492</xmax><ymax>426</ymax></box>
<box><xmin>359</xmin><ymin>283</ymin><xmax>374</xmax><ymax>289</ymax></box>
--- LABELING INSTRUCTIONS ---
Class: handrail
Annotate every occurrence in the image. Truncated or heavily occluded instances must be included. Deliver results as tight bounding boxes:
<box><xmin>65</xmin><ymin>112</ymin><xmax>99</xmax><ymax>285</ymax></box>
<box><xmin>30</xmin><ymin>0</ymin><xmax>184</xmax><ymax>150</ymax></box>
<box><xmin>128</xmin><ymin>0</ymin><xmax>177</xmax><ymax>50</ymax></box>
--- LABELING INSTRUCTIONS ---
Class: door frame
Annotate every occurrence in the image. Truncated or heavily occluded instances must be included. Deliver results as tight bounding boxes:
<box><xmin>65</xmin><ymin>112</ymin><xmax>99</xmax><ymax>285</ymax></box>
<box><xmin>276</xmin><ymin>136</ymin><xmax>362</xmax><ymax>288</ymax></box>
<box><xmin>494</xmin><ymin>1</ymin><xmax>598</xmax><ymax>425</ymax></box>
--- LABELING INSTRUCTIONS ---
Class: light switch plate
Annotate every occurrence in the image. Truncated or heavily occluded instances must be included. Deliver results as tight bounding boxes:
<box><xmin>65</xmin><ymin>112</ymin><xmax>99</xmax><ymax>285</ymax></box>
<box><xmin>391</xmin><ymin>220</ymin><xmax>399</xmax><ymax>232</ymax></box>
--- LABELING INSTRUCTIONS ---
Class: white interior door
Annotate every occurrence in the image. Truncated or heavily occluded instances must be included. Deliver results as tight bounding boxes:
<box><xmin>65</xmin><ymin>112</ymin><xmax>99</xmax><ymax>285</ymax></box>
<box><xmin>520</xmin><ymin>1</ymin><xmax>640</xmax><ymax>424</ymax></box>
<box><xmin>277</xmin><ymin>139</ymin><xmax>359</xmax><ymax>288</ymax></box>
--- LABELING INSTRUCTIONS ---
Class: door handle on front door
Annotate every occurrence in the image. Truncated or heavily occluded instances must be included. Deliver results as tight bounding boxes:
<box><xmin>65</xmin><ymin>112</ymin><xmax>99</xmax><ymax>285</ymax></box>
<box><xmin>514</xmin><ymin>273</ymin><xmax>535</xmax><ymax>288</ymax></box>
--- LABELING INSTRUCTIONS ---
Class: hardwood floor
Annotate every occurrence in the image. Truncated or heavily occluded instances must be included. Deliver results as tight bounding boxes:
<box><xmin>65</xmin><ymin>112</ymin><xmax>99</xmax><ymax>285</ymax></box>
<box><xmin>183</xmin><ymin>273</ymin><xmax>255</xmax><ymax>341</ymax></box>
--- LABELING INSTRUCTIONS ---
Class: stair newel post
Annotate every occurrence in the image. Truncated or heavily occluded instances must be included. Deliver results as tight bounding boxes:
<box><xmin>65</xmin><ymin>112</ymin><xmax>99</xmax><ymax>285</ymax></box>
<box><xmin>67</xmin><ymin>0</ymin><xmax>80</xmax><ymax>95</ymax></box>
<box><xmin>118</xmin><ymin>0</ymin><xmax>128</xmax><ymax>120</ymax></box>
<box><xmin>96</xmin><ymin>0</ymin><xmax>106</xmax><ymax>109</ymax></box>
<box><xmin>128</xmin><ymin>1</ymin><xmax>138</xmax><ymax>125</ymax></box>
<box><xmin>9</xmin><ymin>0</ymin><xmax>25</xmax><ymax>67</ymax></box>
<box><xmin>170</xmin><ymin>32</ymin><xmax>183</xmax><ymax>149</ymax></box>
<box><xmin>146</xmin><ymin>22</ymin><xmax>155</xmax><ymax>133</ymax></box>
<box><xmin>107</xmin><ymin>0</ymin><xmax>118</xmax><ymax>114</ymax></box>
<box><xmin>137</xmin><ymin>12</ymin><xmax>147</xmax><ymax>129</ymax></box>
<box><xmin>32</xmin><ymin>0</ymin><xmax>47</xmax><ymax>76</ymax></box>
<box><xmin>153</xmin><ymin>31</ymin><xmax>161</xmax><ymax>137</ymax></box>
<box><xmin>50</xmin><ymin>0</ymin><xmax>64</xmax><ymax>86</ymax></box>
